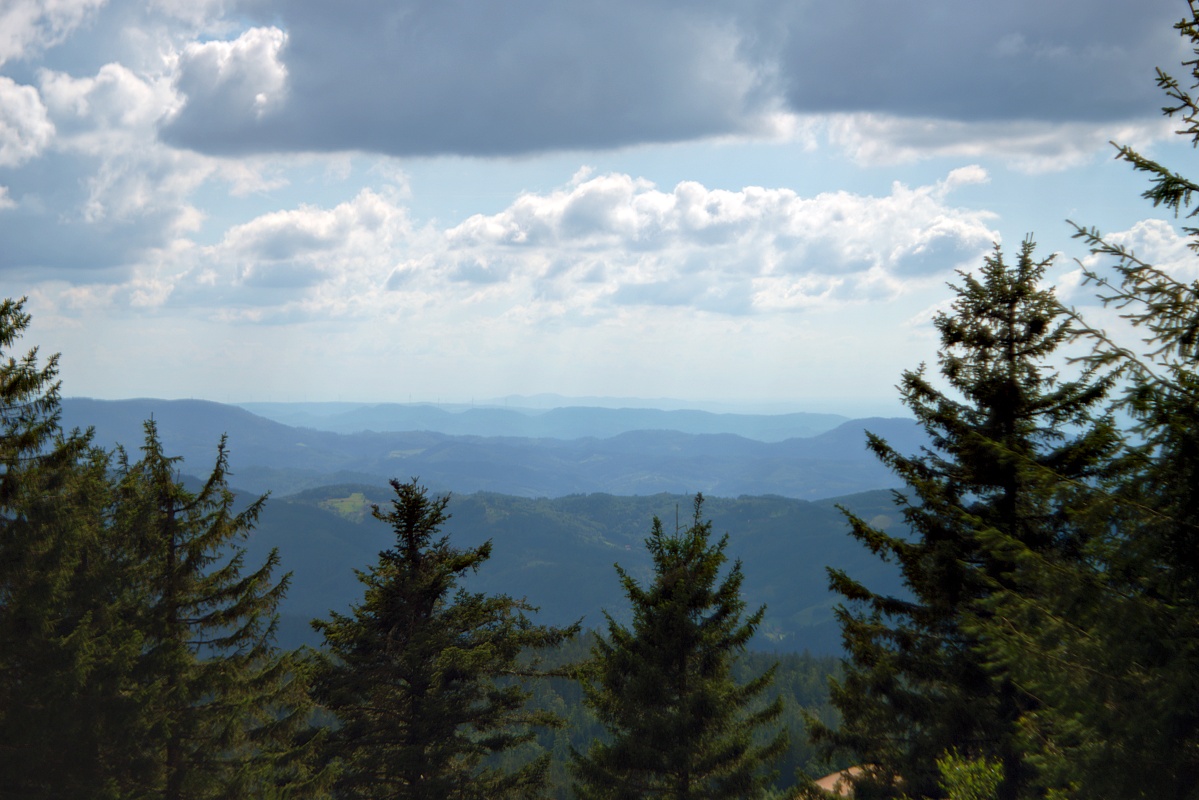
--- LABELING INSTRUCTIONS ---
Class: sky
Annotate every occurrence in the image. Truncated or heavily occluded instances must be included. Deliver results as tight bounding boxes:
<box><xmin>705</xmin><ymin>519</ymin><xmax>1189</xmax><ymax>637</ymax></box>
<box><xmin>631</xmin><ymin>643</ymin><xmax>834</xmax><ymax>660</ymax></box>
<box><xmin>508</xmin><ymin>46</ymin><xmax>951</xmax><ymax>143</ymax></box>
<box><xmin>2</xmin><ymin>0</ymin><xmax>1198</xmax><ymax>416</ymax></box>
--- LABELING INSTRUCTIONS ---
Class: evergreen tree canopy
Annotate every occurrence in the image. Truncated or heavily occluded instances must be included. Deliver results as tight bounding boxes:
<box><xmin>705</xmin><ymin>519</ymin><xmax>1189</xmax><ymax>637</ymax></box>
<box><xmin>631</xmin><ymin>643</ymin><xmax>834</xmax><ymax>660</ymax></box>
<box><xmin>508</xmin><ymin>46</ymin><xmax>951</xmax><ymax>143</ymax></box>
<box><xmin>571</xmin><ymin>494</ymin><xmax>787</xmax><ymax>800</ymax></box>
<box><xmin>973</xmin><ymin>4</ymin><xmax>1199</xmax><ymax>796</ymax></box>
<box><xmin>0</xmin><ymin>301</ymin><xmax>320</xmax><ymax>798</ymax></box>
<box><xmin>0</xmin><ymin>297</ymin><xmax>78</xmax><ymax>501</ymax></box>
<box><xmin>116</xmin><ymin>421</ymin><xmax>320</xmax><ymax>800</ymax></box>
<box><xmin>809</xmin><ymin>241</ymin><xmax>1121</xmax><ymax>800</ymax></box>
<box><xmin>0</xmin><ymin>298</ymin><xmax>137</xmax><ymax>799</ymax></box>
<box><xmin>312</xmin><ymin>477</ymin><xmax>578</xmax><ymax>800</ymax></box>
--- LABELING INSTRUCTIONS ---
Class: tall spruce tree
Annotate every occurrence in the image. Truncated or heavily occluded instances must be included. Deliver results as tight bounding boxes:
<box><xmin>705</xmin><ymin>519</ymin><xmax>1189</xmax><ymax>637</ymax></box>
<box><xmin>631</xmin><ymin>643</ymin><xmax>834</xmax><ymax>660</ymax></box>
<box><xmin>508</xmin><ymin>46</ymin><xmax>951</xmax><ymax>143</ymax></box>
<box><xmin>0</xmin><ymin>298</ymin><xmax>77</xmax><ymax>503</ymax></box>
<box><xmin>116</xmin><ymin>421</ymin><xmax>321</xmax><ymax>799</ymax></box>
<box><xmin>0</xmin><ymin>298</ymin><xmax>141</xmax><ymax>798</ymax></box>
<box><xmin>571</xmin><ymin>494</ymin><xmax>787</xmax><ymax>800</ymax></box>
<box><xmin>312</xmin><ymin>478</ymin><xmax>578</xmax><ymax>800</ymax></box>
<box><xmin>807</xmin><ymin>241</ymin><xmax>1121</xmax><ymax>800</ymax></box>
<box><xmin>974</xmin><ymin>4</ymin><xmax>1199</xmax><ymax>796</ymax></box>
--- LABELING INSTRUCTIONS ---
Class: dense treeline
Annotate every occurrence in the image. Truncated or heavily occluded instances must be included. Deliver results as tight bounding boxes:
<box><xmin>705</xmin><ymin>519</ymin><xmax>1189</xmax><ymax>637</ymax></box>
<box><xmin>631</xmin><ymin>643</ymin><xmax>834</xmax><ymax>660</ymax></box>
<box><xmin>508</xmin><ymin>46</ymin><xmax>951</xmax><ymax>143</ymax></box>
<box><xmin>257</xmin><ymin>484</ymin><xmax>908</xmax><ymax>654</ymax></box>
<box><xmin>6</xmin><ymin>6</ymin><xmax>1199</xmax><ymax>799</ymax></box>
<box><xmin>802</xmin><ymin>6</ymin><xmax>1199</xmax><ymax>798</ymax></box>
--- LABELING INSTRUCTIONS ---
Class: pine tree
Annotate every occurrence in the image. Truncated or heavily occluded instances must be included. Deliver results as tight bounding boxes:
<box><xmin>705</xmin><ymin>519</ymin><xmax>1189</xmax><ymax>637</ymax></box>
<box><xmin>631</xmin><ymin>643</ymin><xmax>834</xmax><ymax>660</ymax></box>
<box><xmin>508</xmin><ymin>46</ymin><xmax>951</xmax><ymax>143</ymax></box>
<box><xmin>0</xmin><ymin>298</ymin><xmax>140</xmax><ymax>798</ymax></box>
<box><xmin>806</xmin><ymin>241</ymin><xmax>1121</xmax><ymax>800</ymax></box>
<box><xmin>974</xmin><ymin>4</ymin><xmax>1199</xmax><ymax>795</ymax></box>
<box><xmin>116</xmin><ymin>420</ymin><xmax>321</xmax><ymax>799</ymax></box>
<box><xmin>0</xmin><ymin>298</ymin><xmax>77</xmax><ymax>501</ymax></box>
<box><xmin>312</xmin><ymin>478</ymin><xmax>578</xmax><ymax>800</ymax></box>
<box><xmin>571</xmin><ymin>494</ymin><xmax>788</xmax><ymax>800</ymax></box>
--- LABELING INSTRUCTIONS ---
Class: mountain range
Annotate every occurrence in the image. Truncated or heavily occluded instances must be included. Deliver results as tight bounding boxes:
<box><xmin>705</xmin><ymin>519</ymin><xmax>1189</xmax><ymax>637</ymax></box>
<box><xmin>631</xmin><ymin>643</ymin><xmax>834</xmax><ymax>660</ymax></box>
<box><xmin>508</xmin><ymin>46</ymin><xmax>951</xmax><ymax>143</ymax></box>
<box><xmin>60</xmin><ymin>398</ymin><xmax>925</xmax><ymax>499</ymax></box>
<box><xmin>237</xmin><ymin>400</ymin><xmax>849</xmax><ymax>441</ymax></box>
<box><xmin>57</xmin><ymin>397</ymin><xmax>919</xmax><ymax>654</ymax></box>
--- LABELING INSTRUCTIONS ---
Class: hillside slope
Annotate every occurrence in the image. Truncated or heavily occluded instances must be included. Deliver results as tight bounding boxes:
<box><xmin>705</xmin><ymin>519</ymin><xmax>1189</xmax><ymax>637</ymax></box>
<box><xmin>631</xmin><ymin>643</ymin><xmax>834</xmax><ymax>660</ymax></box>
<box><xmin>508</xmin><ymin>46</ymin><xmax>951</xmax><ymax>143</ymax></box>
<box><xmin>244</xmin><ymin>486</ymin><xmax>907</xmax><ymax>654</ymax></box>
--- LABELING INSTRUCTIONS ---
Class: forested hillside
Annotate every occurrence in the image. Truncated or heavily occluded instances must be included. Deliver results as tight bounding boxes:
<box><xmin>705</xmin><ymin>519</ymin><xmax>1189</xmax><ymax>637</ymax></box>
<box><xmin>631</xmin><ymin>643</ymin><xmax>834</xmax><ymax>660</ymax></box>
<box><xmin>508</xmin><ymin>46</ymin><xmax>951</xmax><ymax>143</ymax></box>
<box><xmin>242</xmin><ymin>486</ymin><xmax>907</xmax><ymax>653</ymax></box>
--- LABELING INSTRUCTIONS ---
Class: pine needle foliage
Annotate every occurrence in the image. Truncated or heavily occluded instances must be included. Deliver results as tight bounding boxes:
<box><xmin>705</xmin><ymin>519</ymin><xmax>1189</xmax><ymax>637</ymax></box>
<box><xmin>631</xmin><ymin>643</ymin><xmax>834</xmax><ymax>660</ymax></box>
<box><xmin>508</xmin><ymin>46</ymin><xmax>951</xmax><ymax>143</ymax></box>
<box><xmin>117</xmin><ymin>421</ymin><xmax>321</xmax><ymax>800</ymax></box>
<box><xmin>312</xmin><ymin>477</ymin><xmax>578</xmax><ymax>800</ymax></box>
<box><xmin>0</xmin><ymin>302</ymin><xmax>322</xmax><ymax>798</ymax></box>
<box><xmin>571</xmin><ymin>494</ymin><xmax>788</xmax><ymax>800</ymax></box>
<box><xmin>976</xmin><ymin>3</ymin><xmax>1199</xmax><ymax>795</ymax></box>
<box><xmin>0</xmin><ymin>298</ymin><xmax>141</xmax><ymax>798</ymax></box>
<box><xmin>0</xmin><ymin>297</ymin><xmax>79</xmax><ymax>504</ymax></box>
<box><xmin>808</xmin><ymin>242</ymin><xmax>1121</xmax><ymax>800</ymax></box>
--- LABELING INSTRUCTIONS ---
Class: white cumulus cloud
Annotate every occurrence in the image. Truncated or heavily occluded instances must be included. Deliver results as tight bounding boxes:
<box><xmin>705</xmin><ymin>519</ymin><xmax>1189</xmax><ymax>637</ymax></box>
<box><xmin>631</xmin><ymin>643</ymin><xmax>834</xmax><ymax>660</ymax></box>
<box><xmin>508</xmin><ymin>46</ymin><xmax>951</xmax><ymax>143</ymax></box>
<box><xmin>0</xmin><ymin>0</ymin><xmax>106</xmax><ymax>66</ymax></box>
<box><xmin>65</xmin><ymin>169</ymin><xmax>1000</xmax><ymax>325</ymax></box>
<box><xmin>1060</xmin><ymin>218</ymin><xmax>1199</xmax><ymax>303</ymax></box>
<box><xmin>0</xmin><ymin>77</ymin><xmax>54</xmax><ymax>166</ymax></box>
<box><xmin>166</xmin><ymin>27</ymin><xmax>289</xmax><ymax>130</ymax></box>
<box><xmin>440</xmin><ymin>170</ymin><xmax>999</xmax><ymax>314</ymax></box>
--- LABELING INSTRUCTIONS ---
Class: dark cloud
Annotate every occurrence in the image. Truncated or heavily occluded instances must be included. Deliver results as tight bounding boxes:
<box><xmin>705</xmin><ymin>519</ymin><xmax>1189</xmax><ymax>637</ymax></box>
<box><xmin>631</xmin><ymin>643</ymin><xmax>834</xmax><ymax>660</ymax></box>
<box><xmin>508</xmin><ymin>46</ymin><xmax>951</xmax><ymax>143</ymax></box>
<box><xmin>777</xmin><ymin>0</ymin><xmax>1184</xmax><ymax>122</ymax></box>
<box><xmin>154</xmin><ymin>0</ymin><xmax>1185</xmax><ymax>158</ymax></box>
<box><xmin>161</xmin><ymin>0</ymin><xmax>773</xmax><ymax>157</ymax></box>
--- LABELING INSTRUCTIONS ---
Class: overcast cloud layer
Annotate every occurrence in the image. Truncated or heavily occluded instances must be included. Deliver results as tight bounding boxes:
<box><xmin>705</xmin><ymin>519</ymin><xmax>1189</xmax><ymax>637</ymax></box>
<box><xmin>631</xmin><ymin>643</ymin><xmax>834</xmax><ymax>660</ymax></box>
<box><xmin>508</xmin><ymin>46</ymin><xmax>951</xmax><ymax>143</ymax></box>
<box><xmin>153</xmin><ymin>0</ymin><xmax>1186</xmax><ymax>157</ymax></box>
<box><xmin>0</xmin><ymin>0</ymin><xmax>1193</xmax><ymax>407</ymax></box>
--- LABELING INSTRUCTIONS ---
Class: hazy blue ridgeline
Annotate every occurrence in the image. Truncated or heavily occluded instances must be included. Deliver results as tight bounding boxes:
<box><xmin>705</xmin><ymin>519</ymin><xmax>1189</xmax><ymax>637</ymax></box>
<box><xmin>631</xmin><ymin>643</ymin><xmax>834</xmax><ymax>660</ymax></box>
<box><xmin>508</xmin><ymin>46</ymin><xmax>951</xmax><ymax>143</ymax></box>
<box><xmin>236</xmin><ymin>400</ymin><xmax>850</xmax><ymax>440</ymax></box>
<box><xmin>60</xmin><ymin>397</ymin><xmax>922</xmax><ymax>499</ymax></box>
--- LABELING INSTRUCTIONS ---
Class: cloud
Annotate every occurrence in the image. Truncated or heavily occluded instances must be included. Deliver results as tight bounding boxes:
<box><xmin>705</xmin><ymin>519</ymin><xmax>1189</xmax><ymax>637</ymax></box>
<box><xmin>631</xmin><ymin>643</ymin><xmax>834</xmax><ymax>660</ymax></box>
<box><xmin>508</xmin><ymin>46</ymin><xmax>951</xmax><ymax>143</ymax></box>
<box><xmin>166</xmin><ymin>26</ymin><xmax>288</xmax><ymax>134</ymax></box>
<box><xmin>0</xmin><ymin>77</ymin><xmax>53</xmax><ymax>166</ymax></box>
<box><xmin>820</xmin><ymin>114</ymin><xmax>1175</xmax><ymax>172</ymax></box>
<box><xmin>21</xmin><ymin>164</ymin><xmax>997</xmax><ymax>331</ymax></box>
<box><xmin>443</xmin><ymin>170</ymin><xmax>999</xmax><ymax>313</ymax></box>
<box><xmin>1048</xmin><ymin>218</ymin><xmax>1199</xmax><ymax>367</ymax></box>
<box><xmin>0</xmin><ymin>60</ymin><xmax>206</xmax><ymax>277</ymax></box>
<box><xmin>0</xmin><ymin>0</ymin><xmax>106</xmax><ymax>66</ymax></box>
<box><xmin>146</xmin><ymin>0</ymin><xmax>1183</xmax><ymax>160</ymax></box>
<box><xmin>1058</xmin><ymin>218</ymin><xmax>1199</xmax><ymax>305</ymax></box>
<box><xmin>155</xmin><ymin>188</ymin><xmax>423</xmax><ymax>312</ymax></box>
<box><xmin>66</xmin><ymin>169</ymin><xmax>995</xmax><ymax>323</ymax></box>
<box><xmin>775</xmin><ymin>0</ymin><xmax>1183</xmax><ymax>123</ymax></box>
<box><xmin>159</xmin><ymin>0</ymin><xmax>779</xmax><ymax>157</ymax></box>
<box><xmin>0</xmin><ymin>56</ymin><xmax>299</xmax><ymax>278</ymax></box>
<box><xmin>41</xmin><ymin>62</ymin><xmax>174</xmax><ymax>144</ymax></box>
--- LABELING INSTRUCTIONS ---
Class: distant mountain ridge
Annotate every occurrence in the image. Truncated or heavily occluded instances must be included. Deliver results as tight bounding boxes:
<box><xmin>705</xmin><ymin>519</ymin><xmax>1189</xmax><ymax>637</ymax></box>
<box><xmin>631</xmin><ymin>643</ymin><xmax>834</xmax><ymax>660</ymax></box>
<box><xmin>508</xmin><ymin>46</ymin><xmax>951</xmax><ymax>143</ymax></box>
<box><xmin>55</xmin><ymin>398</ymin><xmax>918</xmax><ymax>653</ymax></box>
<box><xmin>60</xmin><ymin>398</ymin><xmax>924</xmax><ymax>500</ymax></box>
<box><xmin>237</xmin><ymin>401</ymin><xmax>849</xmax><ymax>441</ymax></box>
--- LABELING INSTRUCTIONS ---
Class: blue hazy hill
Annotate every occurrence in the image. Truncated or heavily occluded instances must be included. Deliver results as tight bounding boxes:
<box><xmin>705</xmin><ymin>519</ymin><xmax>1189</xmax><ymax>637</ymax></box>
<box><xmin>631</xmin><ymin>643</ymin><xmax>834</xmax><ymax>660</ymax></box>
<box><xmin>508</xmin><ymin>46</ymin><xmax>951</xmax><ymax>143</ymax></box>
<box><xmin>61</xmin><ymin>398</ymin><xmax>923</xmax><ymax>500</ymax></box>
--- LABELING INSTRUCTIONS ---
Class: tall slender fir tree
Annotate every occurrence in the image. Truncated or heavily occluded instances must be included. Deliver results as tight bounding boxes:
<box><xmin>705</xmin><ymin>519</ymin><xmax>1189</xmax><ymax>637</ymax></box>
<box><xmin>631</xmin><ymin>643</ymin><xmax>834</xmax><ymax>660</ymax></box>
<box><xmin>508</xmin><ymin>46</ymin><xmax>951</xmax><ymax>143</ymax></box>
<box><xmin>0</xmin><ymin>298</ymin><xmax>139</xmax><ymax>799</ymax></box>
<box><xmin>116</xmin><ymin>421</ymin><xmax>322</xmax><ymax>799</ymax></box>
<box><xmin>974</xmin><ymin>4</ymin><xmax>1199</xmax><ymax>796</ymax></box>
<box><xmin>807</xmin><ymin>241</ymin><xmax>1122</xmax><ymax>800</ymax></box>
<box><xmin>312</xmin><ymin>478</ymin><xmax>578</xmax><ymax>800</ymax></box>
<box><xmin>571</xmin><ymin>494</ymin><xmax>788</xmax><ymax>800</ymax></box>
